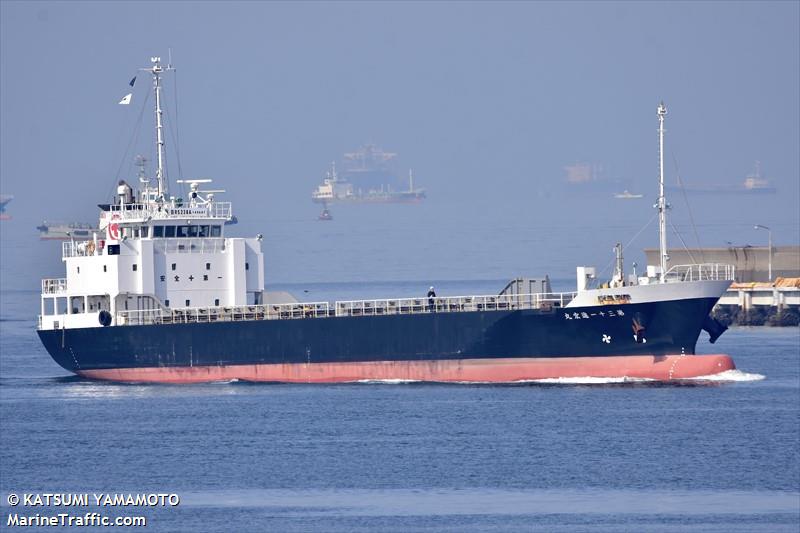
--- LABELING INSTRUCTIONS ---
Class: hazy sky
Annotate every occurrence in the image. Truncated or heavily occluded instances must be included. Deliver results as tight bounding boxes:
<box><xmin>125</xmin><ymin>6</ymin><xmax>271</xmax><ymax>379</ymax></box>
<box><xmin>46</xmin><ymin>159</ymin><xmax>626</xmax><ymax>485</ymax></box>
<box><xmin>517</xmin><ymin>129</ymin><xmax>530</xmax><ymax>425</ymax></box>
<box><xmin>1</xmin><ymin>1</ymin><xmax>798</xmax><ymax>288</ymax></box>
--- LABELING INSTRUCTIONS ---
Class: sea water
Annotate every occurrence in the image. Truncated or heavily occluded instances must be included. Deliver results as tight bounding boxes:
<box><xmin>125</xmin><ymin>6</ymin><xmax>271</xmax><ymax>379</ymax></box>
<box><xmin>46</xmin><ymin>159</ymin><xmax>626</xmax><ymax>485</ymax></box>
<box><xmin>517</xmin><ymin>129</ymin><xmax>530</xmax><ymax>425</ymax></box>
<box><xmin>1</xmin><ymin>285</ymin><xmax>798</xmax><ymax>532</ymax></box>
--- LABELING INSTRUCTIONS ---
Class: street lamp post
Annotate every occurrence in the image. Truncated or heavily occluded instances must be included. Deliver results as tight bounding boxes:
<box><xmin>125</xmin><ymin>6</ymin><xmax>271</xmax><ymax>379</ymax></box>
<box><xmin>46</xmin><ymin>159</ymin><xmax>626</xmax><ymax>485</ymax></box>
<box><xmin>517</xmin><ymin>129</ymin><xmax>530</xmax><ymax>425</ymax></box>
<box><xmin>754</xmin><ymin>225</ymin><xmax>772</xmax><ymax>281</ymax></box>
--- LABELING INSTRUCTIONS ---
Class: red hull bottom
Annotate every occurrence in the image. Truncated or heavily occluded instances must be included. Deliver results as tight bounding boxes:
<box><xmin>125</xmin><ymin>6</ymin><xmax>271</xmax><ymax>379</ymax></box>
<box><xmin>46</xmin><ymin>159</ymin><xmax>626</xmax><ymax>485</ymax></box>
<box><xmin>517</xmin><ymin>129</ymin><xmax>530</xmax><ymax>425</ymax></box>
<box><xmin>77</xmin><ymin>355</ymin><xmax>735</xmax><ymax>384</ymax></box>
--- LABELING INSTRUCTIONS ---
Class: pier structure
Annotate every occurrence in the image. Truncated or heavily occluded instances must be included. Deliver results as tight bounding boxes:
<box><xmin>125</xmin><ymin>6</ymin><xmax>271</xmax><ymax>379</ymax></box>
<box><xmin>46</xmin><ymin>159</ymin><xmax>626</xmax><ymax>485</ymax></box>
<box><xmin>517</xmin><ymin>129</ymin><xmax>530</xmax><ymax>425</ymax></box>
<box><xmin>644</xmin><ymin>247</ymin><xmax>799</xmax><ymax>325</ymax></box>
<box><xmin>644</xmin><ymin>246</ymin><xmax>799</xmax><ymax>283</ymax></box>
<box><xmin>713</xmin><ymin>277</ymin><xmax>800</xmax><ymax>326</ymax></box>
<box><xmin>718</xmin><ymin>278</ymin><xmax>800</xmax><ymax>310</ymax></box>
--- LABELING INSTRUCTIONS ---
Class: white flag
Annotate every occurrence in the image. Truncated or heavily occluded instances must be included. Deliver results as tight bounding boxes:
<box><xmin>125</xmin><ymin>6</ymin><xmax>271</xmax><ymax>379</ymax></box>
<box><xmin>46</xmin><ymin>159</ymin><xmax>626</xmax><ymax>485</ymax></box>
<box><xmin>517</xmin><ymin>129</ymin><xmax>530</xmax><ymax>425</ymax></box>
<box><xmin>118</xmin><ymin>93</ymin><xmax>132</xmax><ymax>105</ymax></box>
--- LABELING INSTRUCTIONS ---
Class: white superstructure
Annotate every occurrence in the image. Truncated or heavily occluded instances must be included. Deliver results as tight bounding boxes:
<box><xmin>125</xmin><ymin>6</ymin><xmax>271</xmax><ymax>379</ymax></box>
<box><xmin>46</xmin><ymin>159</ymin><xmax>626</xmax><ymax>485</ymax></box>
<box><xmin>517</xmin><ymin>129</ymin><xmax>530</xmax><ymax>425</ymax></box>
<box><xmin>311</xmin><ymin>161</ymin><xmax>353</xmax><ymax>202</ymax></box>
<box><xmin>39</xmin><ymin>57</ymin><xmax>264</xmax><ymax>331</ymax></box>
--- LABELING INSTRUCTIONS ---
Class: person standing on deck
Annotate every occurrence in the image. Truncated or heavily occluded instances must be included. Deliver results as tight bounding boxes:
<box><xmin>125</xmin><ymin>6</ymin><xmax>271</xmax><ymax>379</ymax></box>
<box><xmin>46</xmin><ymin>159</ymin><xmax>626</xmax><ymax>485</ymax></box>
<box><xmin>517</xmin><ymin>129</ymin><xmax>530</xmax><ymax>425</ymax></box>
<box><xmin>427</xmin><ymin>286</ymin><xmax>436</xmax><ymax>312</ymax></box>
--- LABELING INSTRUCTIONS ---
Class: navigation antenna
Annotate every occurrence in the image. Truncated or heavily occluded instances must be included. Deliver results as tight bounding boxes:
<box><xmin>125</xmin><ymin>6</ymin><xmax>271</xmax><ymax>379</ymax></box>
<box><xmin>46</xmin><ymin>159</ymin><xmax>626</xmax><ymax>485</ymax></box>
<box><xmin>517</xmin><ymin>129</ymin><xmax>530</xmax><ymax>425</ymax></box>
<box><xmin>140</xmin><ymin>56</ymin><xmax>175</xmax><ymax>200</ymax></box>
<box><xmin>135</xmin><ymin>155</ymin><xmax>149</xmax><ymax>184</ymax></box>
<box><xmin>656</xmin><ymin>101</ymin><xmax>669</xmax><ymax>282</ymax></box>
<box><xmin>135</xmin><ymin>154</ymin><xmax>151</xmax><ymax>201</ymax></box>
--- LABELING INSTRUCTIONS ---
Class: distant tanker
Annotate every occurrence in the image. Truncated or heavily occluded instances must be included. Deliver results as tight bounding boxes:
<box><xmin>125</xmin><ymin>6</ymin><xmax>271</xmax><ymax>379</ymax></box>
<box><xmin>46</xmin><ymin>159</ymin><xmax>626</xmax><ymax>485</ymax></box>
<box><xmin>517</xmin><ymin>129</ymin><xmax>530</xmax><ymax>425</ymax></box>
<box><xmin>312</xmin><ymin>145</ymin><xmax>426</xmax><ymax>204</ymax></box>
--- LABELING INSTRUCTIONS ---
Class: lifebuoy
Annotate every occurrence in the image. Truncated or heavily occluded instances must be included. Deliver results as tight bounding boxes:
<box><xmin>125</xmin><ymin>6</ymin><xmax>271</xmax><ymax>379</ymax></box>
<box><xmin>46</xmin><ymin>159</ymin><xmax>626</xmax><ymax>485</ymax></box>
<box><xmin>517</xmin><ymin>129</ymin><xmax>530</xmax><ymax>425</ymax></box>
<box><xmin>107</xmin><ymin>214</ymin><xmax>121</xmax><ymax>241</ymax></box>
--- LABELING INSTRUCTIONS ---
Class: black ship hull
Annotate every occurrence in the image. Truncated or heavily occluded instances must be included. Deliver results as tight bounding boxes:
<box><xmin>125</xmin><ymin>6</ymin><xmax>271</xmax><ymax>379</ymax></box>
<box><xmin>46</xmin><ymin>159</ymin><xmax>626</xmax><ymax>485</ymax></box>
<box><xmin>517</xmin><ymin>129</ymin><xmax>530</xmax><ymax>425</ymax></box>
<box><xmin>38</xmin><ymin>296</ymin><xmax>734</xmax><ymax>383</ymax></box>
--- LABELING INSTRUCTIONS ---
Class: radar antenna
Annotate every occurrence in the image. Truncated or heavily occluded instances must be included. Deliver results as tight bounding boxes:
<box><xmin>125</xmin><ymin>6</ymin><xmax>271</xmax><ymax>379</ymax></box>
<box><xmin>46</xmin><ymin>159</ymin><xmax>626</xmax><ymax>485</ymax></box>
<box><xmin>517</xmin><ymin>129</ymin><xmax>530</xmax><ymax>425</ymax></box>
<box><xmin>135</xmin><ymin>155</ymin><xmax>149</xmax><ymax>184</ymax></box>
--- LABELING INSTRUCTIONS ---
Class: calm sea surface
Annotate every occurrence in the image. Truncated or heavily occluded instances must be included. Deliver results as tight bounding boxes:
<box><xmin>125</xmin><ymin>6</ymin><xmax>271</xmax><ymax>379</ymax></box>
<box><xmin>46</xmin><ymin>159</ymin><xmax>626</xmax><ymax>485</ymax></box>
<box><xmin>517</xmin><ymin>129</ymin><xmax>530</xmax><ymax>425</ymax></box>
<box><xmin>1</xmin><ymin>284</ymin><xmax>798</xmax><ymax>532</ymax></box>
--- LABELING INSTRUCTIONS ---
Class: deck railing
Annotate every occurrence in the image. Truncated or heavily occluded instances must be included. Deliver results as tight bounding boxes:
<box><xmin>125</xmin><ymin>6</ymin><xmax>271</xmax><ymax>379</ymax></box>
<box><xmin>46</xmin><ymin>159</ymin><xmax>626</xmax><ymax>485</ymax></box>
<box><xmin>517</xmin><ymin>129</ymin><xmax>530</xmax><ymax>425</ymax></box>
<box><xmin>42</xmin><ymin>278</ymin><xmax>68</xmax><ymax>294</ymax></box>
<box><xmin>115</xmin><ymin>292</ymin><xmax>576</xmax><ymax>326</ymax></box>
<box><xmin>117</xmin><ymin>301</ymin><xmax>332</xmax><ymax>326</ymax></box>
<box><xmin>663</xmin><ymin>263</ymin><xmax>736</xmax><ymax>283</ymax></box>
<box><xmin>335</xmin><ymin>292</ymin><xmax>576</xmax><ymax>317</ymax></box>
<box><xmin>107</xmin><ymin>201</ymin><xmax>232</xmax><ymax>221</ymax></box>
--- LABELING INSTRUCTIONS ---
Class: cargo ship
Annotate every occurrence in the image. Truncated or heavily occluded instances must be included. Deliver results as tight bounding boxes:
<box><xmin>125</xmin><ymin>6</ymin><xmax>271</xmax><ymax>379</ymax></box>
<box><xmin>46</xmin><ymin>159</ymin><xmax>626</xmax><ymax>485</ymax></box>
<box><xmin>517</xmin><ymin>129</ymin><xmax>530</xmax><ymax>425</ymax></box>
<box><xmin>37</xmin><ymin>221</ymin><xmax>100</xmax><ymax>240</ymax></box>
<box><xmin>37</xmin><ymin>58</ymin><xmax>735</xmax><ymax>383</ymax></box>
<box><xmin>311</xmin><ymin>147</ymin><xmax>426</xmax><ymax>204</ymax></box>
<box><xmin>666</xmin><ymin>161</ymin><xmax>777</xmax><ymax>195</ymax></box>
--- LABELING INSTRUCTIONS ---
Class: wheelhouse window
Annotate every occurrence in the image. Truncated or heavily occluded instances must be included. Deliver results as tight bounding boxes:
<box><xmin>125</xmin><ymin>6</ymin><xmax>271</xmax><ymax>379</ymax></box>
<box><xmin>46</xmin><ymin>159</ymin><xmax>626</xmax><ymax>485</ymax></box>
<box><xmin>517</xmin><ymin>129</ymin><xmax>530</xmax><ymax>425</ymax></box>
<box><xmin>146</xmin><ymin>224</ymin><xmax>219</xmax><ymax>238</ymax></box>
<box><xmin>70</xmin><ymin>296</ymin><xmax>85</xmax><ymax>314</ymax></box>
<box><xmin>87</xmin><ymin>295</ymin><xmax>109</xmax><ymax>312</ymax></box>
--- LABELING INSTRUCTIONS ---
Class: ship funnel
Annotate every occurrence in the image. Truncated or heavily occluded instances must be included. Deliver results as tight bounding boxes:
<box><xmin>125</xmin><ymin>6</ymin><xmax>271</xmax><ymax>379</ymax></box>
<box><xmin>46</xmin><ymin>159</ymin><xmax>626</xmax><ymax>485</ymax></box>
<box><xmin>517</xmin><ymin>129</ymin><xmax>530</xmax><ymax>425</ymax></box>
<box><xmin>576</xmin><ymin>266</ymin><xmax>596</xmax><ymax>292</ymax></box>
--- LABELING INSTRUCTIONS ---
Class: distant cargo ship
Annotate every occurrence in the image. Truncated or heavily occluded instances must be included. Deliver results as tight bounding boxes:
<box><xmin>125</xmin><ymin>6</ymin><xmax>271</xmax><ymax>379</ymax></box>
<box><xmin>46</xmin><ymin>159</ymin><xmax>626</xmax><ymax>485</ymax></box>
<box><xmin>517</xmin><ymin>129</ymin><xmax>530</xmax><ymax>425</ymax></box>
<box><xmin>37</xmin><ymin>221</ymin><xmax>99</xmax><ymax>240</ymax></box>
<box><xmin>667</xmin><ymin>161</ymin><xmax>776</xmax><ymax>195</ymax></box>
<box><xmin>312</xmin><ymin>146</ymin><xmax>426</xmax><ymax>204</ymax></box>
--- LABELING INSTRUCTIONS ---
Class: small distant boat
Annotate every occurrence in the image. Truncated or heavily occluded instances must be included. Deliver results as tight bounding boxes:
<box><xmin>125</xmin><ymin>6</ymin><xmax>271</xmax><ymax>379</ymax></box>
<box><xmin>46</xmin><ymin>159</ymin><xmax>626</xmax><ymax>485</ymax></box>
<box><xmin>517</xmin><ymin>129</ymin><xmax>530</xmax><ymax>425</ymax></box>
<box><xmin>318</xmin><ymin>208</ymin><xmax>333</xmax><ymax>221</ymax></box>
<box><xmin>742</xmin><ymin>161</ymin><xmax>777</xmax><ymax>193</ymax></box>
<box><xmin>614</xmin><ymin>190</ymin><xmax>643</xmax><ymax>199</ymax></box>
<box><xmin>0</xmin><ymin>194</ymin><xmax>12</xmax><ymax>220</ymax></box>
<box><xmin>37</xmin><ymin>221</ymin><xmax>99</xmax><ymax>240</ymax></box>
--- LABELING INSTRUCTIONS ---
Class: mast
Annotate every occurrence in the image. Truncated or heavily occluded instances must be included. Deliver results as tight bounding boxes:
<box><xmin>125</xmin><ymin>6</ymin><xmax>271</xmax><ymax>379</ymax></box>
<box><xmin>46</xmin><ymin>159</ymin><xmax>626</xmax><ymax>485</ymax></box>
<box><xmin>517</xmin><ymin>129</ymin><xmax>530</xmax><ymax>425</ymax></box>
<box><xmin>657</xmin><ymin>101</ymin><xmax>668</xmax><ymax>281</ymax></box>
<box><xmin>613</xmin><ymin>242</ymin><xmax>624</xmax><ymax>285</ymax></box>
<box><xmin>141</xmin><ymin>56</ymin><xmax>174</xmax><ymax>199</ymax></box>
